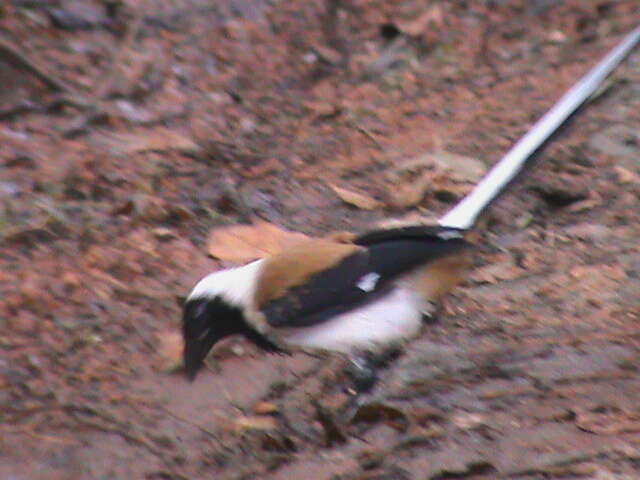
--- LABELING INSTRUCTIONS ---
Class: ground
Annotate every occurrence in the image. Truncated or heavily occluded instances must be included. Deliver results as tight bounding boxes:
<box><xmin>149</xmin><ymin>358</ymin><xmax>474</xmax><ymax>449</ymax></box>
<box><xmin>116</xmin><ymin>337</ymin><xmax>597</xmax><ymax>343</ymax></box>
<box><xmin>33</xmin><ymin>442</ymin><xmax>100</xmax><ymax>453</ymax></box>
<box><xmin>1</xmin><ymin>1</ymin><xmax>639</xmax><ymax>479</ymax></box>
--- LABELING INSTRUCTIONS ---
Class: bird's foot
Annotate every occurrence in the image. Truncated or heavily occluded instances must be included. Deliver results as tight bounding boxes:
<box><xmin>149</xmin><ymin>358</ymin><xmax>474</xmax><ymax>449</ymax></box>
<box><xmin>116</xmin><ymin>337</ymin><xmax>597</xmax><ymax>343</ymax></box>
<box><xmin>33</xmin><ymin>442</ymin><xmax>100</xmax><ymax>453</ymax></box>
<box><xmin>344</xmin><ymin>354</ymin><xmax>379</xmax><ymax>396</ymax></box>
<box><xmin>340</xmin><ymin>348</ymin><xmax>402</xmax><ymax>422</ymax></box>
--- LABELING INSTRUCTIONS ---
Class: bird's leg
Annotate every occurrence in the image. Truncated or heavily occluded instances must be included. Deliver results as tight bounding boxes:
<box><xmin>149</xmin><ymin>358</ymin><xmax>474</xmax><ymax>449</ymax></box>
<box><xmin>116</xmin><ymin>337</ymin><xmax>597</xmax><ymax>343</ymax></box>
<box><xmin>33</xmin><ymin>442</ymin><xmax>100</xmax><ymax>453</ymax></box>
<box><xmin>340</xmin><ymin>353</ymin><xmax>377</xmax><ymax>422</ymax></box>
<box><xmin>344</xmin><ymin>346</ymin><xmax>403</xmax><ymax>394</ymax></box>
<box><xmin>344</xmin><ymin>353</ymin><xmax>379</xmax><ymax>396</ymax></box>
<box><xmin>340</xmin><ymin>347</ymin><xmax>402</xmax><ymax>421</ymax></box>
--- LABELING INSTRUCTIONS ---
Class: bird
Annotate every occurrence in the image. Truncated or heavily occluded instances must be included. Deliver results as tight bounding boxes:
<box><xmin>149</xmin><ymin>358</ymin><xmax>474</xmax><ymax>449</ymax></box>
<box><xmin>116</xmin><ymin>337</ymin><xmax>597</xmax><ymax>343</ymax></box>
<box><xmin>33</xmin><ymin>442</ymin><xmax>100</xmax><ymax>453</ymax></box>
<box><xmin>182</xmin><ymin>224</ymin><xmax>472</xmax><ymax>380</ymax></box>
<box><xmin>181</xmin><ymin>25</ymin><xmax>640</xmax><ymax>382</ymax></box>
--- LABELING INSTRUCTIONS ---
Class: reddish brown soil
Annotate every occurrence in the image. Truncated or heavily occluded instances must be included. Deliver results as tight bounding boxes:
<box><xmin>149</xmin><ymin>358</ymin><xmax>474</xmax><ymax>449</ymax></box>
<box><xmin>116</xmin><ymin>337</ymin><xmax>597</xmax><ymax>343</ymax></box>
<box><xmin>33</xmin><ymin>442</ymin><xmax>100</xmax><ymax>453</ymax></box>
<box><xmin>1</xmin><ymin>1</ymin><xmax>639</xmax><ymax>479</ymax></box>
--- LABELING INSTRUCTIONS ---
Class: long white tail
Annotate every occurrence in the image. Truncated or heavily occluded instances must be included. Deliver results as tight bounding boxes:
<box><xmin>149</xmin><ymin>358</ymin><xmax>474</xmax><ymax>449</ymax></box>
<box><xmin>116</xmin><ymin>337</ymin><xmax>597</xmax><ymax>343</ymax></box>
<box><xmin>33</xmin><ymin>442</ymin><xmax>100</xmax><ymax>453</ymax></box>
<box><xmin>439</xmin><ymin>25</ymin><xmax>640</xmax><ymax>231</ymax></box>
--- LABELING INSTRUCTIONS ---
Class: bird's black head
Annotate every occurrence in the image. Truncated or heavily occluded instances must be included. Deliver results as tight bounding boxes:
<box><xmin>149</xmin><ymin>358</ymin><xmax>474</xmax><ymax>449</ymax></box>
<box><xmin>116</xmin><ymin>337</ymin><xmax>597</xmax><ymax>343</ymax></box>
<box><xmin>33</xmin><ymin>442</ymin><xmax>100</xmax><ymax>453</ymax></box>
<box><xmin>182</xmin><ymin>296</ymin><xmax>245</xmax><ymax>380</ymax></box>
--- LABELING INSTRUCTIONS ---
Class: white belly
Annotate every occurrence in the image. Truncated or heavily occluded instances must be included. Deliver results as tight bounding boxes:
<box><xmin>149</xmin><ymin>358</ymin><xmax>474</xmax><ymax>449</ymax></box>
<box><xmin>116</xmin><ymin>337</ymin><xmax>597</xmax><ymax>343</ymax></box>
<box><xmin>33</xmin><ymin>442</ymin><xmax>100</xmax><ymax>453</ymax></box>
<box><xmin>279</xmin><ymin>286</ymin><xmax>424</xmax><ymax>354</ymax></box>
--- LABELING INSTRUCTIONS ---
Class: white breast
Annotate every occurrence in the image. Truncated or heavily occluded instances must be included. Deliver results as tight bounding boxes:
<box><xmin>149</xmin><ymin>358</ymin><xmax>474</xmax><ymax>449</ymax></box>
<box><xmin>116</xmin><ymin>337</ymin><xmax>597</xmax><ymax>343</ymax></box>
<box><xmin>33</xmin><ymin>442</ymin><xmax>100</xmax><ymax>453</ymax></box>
<box><xmin>279</xmin><ymin>285</ymin><xmax>424</xmax><ymax>353</ymax></box>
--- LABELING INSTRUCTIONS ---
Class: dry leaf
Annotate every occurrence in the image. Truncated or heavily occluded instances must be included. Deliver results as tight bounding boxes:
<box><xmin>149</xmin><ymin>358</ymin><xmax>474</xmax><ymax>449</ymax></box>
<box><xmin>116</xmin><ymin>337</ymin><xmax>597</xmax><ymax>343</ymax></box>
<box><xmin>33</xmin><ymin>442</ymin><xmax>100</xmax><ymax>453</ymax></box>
<box><xmin>304</xmin><ymin>100</ymin><xmax>339</xmax><ymax>117</ymax></box>
<box><xmin>451</xmin><ymin>413</ymin><xmax>487</xmax><ymax>431</ymax></box>
<box><xmin>614</xmin><ymin>166</ymin><xmax>640</xmax><ymax>184</ymax></box>
<box><xmin>351</xmin><ymin>402</ymin><xmax>408</xmax><ymax>425</ymax></box>
<box><xmin>374</xmin><ymin>213</ymin><xmax>440</xmax><ymax>229</ymax></box>
<box><xmin>564</xmin><ymin>223</ymin><xmax>611</xmax><ymax>242</ymax></box>
<box><xmin>253</xmin><ymin>401</ymin><xmax>278</xmax><ymax>415</ymax></box>
<box><xmin>312</xmin><ymin>44</ymin><xmax>342</xmax><ymax>64</ymax></box>
<box><xmin>568</xmin><ymin>191</ymin><xmax>602</xmax><ymax>212</ymax></box>
<box><xmin>569</xmin><ymin>266</ymin><xmax>588</xmax><ymax>280</ymax></box>
<box><xmin>396</xmin><ymin>5</ymin><xmax>443</xmax><ymax>36</ymax></box>
<box><xmin>432</xmin><ymin>151</ymin><xmax>486</xmax><ymax>183</ymax></box>
<box><xmin>330</xmin><ymin>184</ymin><xmax>382</xmax><ymax>210</ymax></box>
<box><xmin>574</xmin><ymin>407</ymin><xmax>640</xmax><ymax>435</ymax></box>
<box><xmin>235</xmin><ymin>415</ymin><xmax>278</xmax><ymax>432</ymax></box>
<box><xmin>207</xmin><ymin>219</ymin><xmax>310</xmax><ymax>263</ymax></box>
<box><xmin>95</xmin><ymin>128</ymin><xmax>200</xmax><ymax>155</ymax></box>
<box><xmin>156</xmin><ymin>330</ymin><xmax>183</xmax><ymax>373</ymax></box>
<box><xmin>386</xmin><ymin>150</ymin><xmax>485</xmax><ymax>208</ymax></box>
<box><xmin>547</xmin><ymin>30</ymin><xmax>567</xmax><ymax>43</ymax></box>
<box><xmin>388</xmin><ymin>171</ymin><xmax>435</xmax><ymax>208</ymax></box>
<box><xmin>151</xmin><ymin>227</ymin><xmax>177</xmax><ymax>240</ymax></box>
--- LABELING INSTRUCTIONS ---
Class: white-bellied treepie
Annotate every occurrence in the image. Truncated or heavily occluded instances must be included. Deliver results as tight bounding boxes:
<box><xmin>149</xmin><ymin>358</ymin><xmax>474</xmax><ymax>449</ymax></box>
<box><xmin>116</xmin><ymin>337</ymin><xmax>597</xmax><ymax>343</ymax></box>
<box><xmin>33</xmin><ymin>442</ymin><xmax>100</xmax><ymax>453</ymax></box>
<box><xmin>181</xmin><ymin>26</ymin><xmax>640</xmax><ymax>383</ymax></box>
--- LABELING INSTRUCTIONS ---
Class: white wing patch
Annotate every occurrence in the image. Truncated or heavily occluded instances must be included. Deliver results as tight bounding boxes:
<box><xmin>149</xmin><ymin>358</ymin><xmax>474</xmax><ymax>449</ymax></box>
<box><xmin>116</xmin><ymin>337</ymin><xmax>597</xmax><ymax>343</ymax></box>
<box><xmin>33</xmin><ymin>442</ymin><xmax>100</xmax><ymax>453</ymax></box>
<box><xmin>437</xmin><ymin>229</ymin><xmax>463</xmax><ymax>240</ymax></box>
<box><xmin>357</xmin><ymin>272</ymin><xmax>381</xmax><ymax>292</ymax></box>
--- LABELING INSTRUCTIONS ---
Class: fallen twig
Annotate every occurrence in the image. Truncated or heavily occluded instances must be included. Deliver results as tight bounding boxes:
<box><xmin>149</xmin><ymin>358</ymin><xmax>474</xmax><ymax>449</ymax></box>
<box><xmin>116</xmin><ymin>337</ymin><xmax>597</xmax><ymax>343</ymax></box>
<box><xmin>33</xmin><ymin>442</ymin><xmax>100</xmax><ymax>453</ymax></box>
<box><xmin>0</xmin><ymin>100</ymin><xmax>41</xmax><ymax>119</ymax></box>
<box><xmin>0</xmin><ymin>217</ymin><xmax>53</xmax><ymax>243</ymax></box>
<box><xmin>347</xmin><ymin>115</ymin><xmax>384</xmax><ymax>150</ymax></box>
<box><xmin>72</xmin><ymin>415</ymin><xmax>164</xmax><ymax>456</ymax></box>
<box><xmin>62</xmin><ymin>402</ymin><xmax>166</xmax><ymax>457</ymax></box>
<box><xmin>156</xmin><ymin>405</ymin><xmax>221</xmax><ymax>440</ymax></box>
<box><xmin>0</xmin><ymin>424</ymin><xmax>78</xmax><ymax>445</ymax></box>
<box><xmin>0</xmin><ymin>36</ymin><xmax>73</xmax><ymax>93</ymax></box>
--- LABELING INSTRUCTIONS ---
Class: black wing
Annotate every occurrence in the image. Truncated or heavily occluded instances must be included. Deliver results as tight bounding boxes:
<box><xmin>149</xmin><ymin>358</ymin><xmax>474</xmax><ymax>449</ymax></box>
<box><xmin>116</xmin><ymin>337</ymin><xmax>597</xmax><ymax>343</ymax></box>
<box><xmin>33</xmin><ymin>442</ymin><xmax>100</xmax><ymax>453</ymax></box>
<box><xmin>353</xmin><ymin>225</ymin><xmax>466</xmax><ymax>245</ymax></box>
<box><xmin>263</xmin><ymin>225</ymin><xmax>471</xmax><ymax>328</ymax></box>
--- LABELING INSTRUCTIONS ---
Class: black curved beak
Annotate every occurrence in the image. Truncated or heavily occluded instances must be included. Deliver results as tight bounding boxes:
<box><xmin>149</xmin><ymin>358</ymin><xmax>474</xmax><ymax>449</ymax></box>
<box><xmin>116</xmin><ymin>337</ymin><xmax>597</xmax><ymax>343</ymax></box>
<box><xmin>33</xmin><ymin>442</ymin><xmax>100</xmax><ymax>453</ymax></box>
<box><xmin>182</xmin><ymin>298</ymin><xmax>224</xmax><ymax>381</ymax></box>
<box><xmin>181</xmin><ymin>296</ymin><xmax>247</xmax><ymax>381</ymax></box>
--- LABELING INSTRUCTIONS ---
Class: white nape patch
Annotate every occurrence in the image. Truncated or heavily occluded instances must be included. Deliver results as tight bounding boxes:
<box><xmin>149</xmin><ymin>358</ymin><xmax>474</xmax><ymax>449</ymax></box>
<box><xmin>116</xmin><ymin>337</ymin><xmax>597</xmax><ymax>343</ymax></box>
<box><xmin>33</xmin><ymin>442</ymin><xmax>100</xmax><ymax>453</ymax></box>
<box><xmin>188</xmin><ymin>259</ymin><xmax>264</xmax><ymax>309</ymax></box>
<box><xmin>280</xmin><ymin>286</ymin><xmax>424</xmax><ymax>353</ymax></box>
<box><xmin>357</xmin><ymin>272</ymin><xmax>380</xmax><ymax>292</ymax></box>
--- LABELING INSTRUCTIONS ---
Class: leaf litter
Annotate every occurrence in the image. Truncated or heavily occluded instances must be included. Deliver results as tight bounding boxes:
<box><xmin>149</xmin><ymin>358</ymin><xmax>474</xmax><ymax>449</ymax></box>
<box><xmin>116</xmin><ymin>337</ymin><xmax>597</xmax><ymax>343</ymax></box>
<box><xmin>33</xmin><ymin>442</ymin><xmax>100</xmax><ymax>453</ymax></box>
<box><xmin>386</xmin><ymin>150</ymin><xmax>486</xmax><ymax>208</ymax></box>
<box><xmin>207</xmin><ymin>219</ymin><xmax>310</xmax><ymax>263</ymax></box>
<box><xmin>2</xmin><ymin>1</ymin><xmax>640</xmax><ymax>479</ymax></box>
